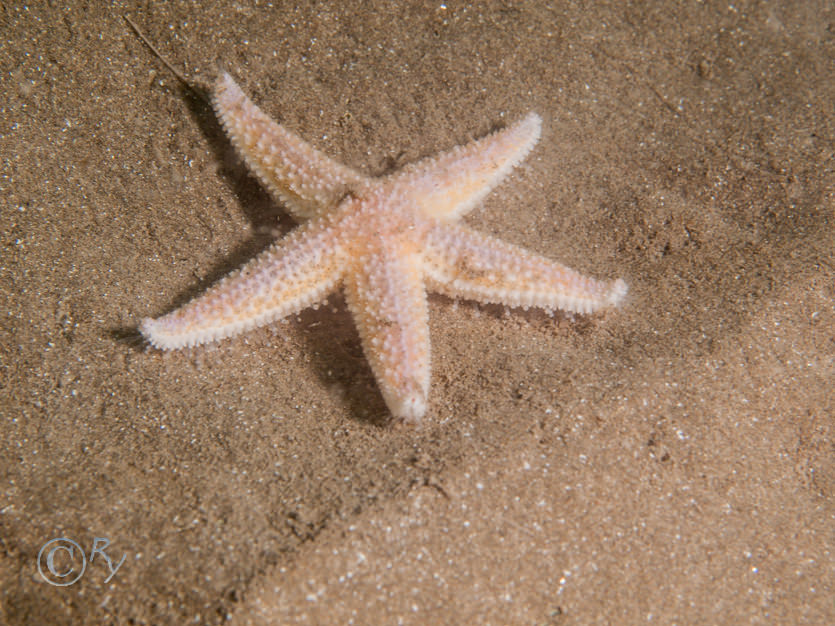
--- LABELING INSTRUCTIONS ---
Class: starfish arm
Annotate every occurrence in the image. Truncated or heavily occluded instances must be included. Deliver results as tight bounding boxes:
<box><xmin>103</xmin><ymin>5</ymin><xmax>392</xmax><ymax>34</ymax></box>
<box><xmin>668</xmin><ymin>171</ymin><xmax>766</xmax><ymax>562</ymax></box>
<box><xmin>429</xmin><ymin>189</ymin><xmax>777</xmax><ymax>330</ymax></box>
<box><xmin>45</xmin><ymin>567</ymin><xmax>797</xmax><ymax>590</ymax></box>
<box><xmin>343</xmin><ymin>246</ymin><xmax>431</xmax><ymax>423</ymax></box>
<box><xmin>424</xmin><ymin>223</ymin><xmax>627</xmax><ymax>314</ymax></box>
<box><xmin>141</xmin><ymin>214</ymin><xmax>349</xmax><ymax>349</ymax></box>
<box><xmin>213</xmin><ymin>72</ymin><xmax>369</xmax><ymax>221</ymax></box>
<box><xmin>384</xmin><ymin>112</ymin><xmax>542</xmax><ymax>222</ymax></box>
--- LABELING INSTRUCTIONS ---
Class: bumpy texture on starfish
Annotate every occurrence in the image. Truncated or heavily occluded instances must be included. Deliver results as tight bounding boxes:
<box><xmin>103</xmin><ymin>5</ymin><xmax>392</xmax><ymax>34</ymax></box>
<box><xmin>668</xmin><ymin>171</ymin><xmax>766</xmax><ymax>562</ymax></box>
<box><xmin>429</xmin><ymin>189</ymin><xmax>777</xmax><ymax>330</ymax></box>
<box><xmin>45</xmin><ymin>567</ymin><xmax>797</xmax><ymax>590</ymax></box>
<box><xmin>141</xmin><ymin>73</ymin><xmax>627</xmax><ymax>423</ymax></box>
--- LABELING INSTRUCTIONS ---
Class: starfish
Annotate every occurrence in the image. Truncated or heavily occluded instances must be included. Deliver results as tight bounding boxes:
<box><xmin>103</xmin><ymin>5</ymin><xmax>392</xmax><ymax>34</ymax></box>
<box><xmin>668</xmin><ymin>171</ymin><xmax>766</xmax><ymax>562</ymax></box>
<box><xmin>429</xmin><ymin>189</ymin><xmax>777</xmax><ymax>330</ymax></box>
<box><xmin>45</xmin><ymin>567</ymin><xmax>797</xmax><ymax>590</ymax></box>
<box><xmin>140</xmin><ymin>73</ymin><xmax>627</xmax><ymax>423</ymax></box>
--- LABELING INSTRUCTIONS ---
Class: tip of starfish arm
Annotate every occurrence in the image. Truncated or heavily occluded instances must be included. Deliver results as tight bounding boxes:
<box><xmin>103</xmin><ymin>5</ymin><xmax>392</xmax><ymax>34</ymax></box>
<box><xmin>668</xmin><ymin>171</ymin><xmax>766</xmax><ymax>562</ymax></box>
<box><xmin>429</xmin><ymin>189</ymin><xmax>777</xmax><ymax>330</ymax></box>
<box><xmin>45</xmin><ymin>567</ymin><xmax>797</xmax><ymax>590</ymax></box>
<box><xmin>140</xmin><ymin>317</ymin><xmax>197</xmax><ymax>350</ymax></box>
<box><xmin>139</xmin><ymin>317</ymin><xmax>170</xmax><ymax>349</ymax></box>
<box><xmin>216</xmin><ymin>71</ymin><xmax>235</xmax><ymax>89</ymax></box>
<box><xmin>607</xmin><ymin>279</ymin><xmax>628</xmax><ymax>307</ymax></box>
<box><xmin>520</xmin><ymin>111</ymin><xmax>542</xmax><ymax>136</ymax></box>
<box><xmin>508</xmin><ymin>112</ymin><xmax>542</xmax><ymax>159</ymax></box>
<box><xmin>387</xmin><ymin>391</ymin><xmax>428</xmax><ymax>426</ymax></box>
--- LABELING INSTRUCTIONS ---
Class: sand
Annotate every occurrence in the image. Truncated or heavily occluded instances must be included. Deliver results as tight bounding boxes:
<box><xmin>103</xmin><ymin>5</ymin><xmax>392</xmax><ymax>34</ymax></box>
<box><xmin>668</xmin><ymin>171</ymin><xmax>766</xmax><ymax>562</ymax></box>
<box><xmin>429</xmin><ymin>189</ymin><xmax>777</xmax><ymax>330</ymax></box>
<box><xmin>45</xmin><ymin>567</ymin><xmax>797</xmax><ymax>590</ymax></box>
<box><xmin>1</xmin><ymin>2</ymin><xmax>832</xmax><ymax>624</ymax></box>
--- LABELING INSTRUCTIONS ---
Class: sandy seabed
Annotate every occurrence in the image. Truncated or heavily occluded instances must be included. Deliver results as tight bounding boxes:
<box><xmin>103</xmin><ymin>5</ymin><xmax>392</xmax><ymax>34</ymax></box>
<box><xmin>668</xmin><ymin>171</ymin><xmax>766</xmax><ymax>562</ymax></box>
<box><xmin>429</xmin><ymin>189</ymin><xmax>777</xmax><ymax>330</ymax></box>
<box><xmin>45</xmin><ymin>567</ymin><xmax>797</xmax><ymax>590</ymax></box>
<box><xmin>1</xmin><ymin>2</ymin><xmax>832</xmax><ymax>624</ymax></box>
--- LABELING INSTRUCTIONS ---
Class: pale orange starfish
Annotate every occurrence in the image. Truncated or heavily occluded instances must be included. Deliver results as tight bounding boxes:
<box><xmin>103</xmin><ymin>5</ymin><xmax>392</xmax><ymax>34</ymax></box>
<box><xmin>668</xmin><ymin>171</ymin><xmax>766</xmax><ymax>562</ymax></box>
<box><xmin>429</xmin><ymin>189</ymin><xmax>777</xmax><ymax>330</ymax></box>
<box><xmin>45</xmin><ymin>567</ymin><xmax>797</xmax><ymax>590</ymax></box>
<box><xmin>141</xmin><ymin>73</ymin><xmax>627</xmax><ymax>423</ymax></box>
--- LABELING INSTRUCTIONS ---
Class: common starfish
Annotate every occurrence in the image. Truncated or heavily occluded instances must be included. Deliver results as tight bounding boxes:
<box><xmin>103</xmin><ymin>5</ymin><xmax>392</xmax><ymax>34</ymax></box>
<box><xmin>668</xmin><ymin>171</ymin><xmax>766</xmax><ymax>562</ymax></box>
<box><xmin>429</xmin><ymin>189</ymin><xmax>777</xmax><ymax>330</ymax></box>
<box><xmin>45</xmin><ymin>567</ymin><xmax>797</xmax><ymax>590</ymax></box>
<box><xmin>141</xmin><ymin>73</ymin><xmax>627</xmax><ymax>423</ymax></box>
